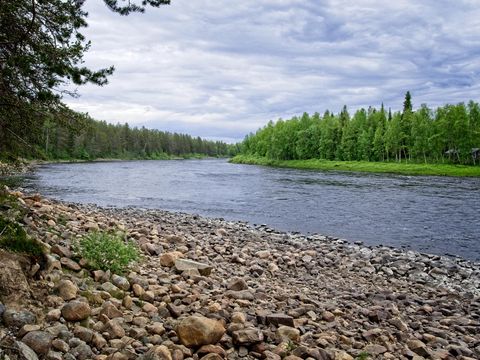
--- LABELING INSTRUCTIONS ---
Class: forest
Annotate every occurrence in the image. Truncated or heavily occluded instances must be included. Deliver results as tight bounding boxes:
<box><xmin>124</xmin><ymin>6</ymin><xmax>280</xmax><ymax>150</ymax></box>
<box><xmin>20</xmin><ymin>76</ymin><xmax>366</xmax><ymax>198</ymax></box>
<box><xmin>1</xmin><ymin>108</ymin><xmax>234</xmax><ymax>160</ymax></box>
<box><xmin>239</xmin><ymin>93</ymin><xmax>480</xmax><ymax>165</ymax></box>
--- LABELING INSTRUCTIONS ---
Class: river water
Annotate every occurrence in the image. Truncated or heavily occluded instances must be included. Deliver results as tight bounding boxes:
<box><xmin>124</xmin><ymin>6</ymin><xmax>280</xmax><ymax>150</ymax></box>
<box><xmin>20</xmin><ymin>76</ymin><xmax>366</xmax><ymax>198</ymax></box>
<box><xmin>21</xmin><ymin>159</ymin><xmax>480</xmax><ymax>261</ymax></box>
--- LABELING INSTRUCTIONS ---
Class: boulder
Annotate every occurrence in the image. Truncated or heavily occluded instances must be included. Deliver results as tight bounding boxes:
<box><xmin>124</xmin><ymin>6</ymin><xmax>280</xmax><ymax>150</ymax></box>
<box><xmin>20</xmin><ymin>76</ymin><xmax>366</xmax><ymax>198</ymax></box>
<box><xmin>176</xmin><ymin>316</ymin><xmax>225</xmax><ymax>347</ymax></box>
<box><xmin>22</xmin><ymin>331</ymin><xmax>53</xmax><ymax>355</ymax></box>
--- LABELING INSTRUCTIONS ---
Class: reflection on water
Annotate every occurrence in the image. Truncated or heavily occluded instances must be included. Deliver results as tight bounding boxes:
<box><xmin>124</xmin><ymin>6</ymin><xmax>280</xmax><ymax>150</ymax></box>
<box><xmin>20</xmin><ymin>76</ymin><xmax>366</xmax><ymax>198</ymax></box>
<box><xmin>20</xmin><ymin>159</ymin><xmax>480</xmax><ymax>261</ymax></box>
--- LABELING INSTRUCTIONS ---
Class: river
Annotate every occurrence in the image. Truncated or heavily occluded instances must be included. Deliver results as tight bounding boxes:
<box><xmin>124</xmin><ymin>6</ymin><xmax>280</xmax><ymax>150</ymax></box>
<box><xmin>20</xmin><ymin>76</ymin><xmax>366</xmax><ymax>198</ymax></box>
<box><xmin>20</xmin><ymin>159</ymin><xmax>480</xmax><ymax>261</ymax></box>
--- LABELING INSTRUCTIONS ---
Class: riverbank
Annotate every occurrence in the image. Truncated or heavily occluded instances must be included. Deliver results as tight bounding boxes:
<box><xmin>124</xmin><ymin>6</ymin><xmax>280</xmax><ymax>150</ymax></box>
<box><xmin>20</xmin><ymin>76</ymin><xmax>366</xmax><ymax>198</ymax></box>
<box><xmin>231</xmin><ymin>155</ymin><xmax>480</xmax><ymax>177</ymax></box>
<box><xmin>0</xmin><ymin>188</ymin><xmax>479</xmax><ymax>360</ymax></box>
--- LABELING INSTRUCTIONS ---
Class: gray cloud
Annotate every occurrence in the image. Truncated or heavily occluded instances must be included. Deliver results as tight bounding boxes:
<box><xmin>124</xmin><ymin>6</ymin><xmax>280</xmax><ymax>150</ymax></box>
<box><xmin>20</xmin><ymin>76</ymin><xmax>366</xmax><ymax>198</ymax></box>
<box><xmin>65</xmin><ymin>0</ymin><xmax>480</xmax><ymax>142</ymax></box>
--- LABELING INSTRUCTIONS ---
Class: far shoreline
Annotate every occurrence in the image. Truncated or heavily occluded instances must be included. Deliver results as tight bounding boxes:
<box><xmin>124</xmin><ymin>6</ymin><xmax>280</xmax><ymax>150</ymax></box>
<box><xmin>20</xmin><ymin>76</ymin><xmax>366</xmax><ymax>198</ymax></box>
<box><xmin>230</xmin><ymin>155</ymin><xmax>480</xmax><ymax>177</ymax></box>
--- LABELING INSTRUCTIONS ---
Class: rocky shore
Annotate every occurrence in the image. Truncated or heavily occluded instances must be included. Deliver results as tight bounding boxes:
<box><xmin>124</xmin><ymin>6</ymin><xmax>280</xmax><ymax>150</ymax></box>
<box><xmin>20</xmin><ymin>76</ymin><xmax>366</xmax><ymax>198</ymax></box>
<box><xmin>0</xmin><ymin>189</ymin><xmax>479</xmax><ymax>360</ymax></box>
<box><xmin>0</xmin><ymin>161</ymin><xmax>32</xmax><ymax>177</ymax></box>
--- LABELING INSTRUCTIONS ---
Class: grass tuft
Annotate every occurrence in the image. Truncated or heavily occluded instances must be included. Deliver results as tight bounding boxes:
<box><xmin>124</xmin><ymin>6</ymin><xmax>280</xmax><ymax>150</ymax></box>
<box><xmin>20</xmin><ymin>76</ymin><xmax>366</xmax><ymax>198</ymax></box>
<box><xmin>0</xmin><ymin>217</ymin><xmax>44</xmax><ymax>256</ymax></box>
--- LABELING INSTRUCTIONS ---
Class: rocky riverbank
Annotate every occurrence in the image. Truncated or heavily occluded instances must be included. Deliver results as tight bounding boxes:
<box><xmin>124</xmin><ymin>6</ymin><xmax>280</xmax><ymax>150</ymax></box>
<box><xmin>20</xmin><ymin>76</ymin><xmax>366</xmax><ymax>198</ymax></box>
<box><xmin>0</xmin><ymin>188</ymin><xmax>479</xmax><ymax>360</ymax></box>
<box><xmin>0</xmin><ymin>161</ymin><xmax>32</xmax><ymax>177</ymax></box>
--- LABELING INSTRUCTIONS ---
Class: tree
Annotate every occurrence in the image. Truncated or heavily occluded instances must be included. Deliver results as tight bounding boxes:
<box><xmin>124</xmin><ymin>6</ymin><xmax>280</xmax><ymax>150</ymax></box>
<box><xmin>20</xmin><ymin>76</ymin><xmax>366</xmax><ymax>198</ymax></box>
<box><xmin>104</xmin><ymin>0</ymin><xmax>170</xmax><ymax>15</ymax></box>
<box><xmin>403</xmin><ymin>91</ymin><xmax>413</xmax><ymax>113</ymax></box>
<box><xmin>0</xmin><ymin>0</ymin><xmax>170</xmax><ymax>156</ymax></box>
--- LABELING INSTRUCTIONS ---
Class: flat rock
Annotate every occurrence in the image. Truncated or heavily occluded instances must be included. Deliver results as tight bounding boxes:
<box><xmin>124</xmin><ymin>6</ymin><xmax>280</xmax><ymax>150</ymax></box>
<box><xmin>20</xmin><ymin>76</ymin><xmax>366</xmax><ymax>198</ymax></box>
<box><xmin>232</xmin><ymin>328</ymin><xmax>264</xmax><ymax>345</ymax></box>
<box><xmin>174</xmin><ymin>259</ymin><xmax>213</xmax><ymax>276</ymax></box>
<box><xmin>225</xmin><ymin>290</ymin><xmax>254</xmax><ymax>301</ymax></box>
<box><xmin>266</xmin><ymin>313</ymin><xmax>295</xmax><ymax>327</ymax></box>
<box><xmin>60</xmin><ymin>257</ymin><xmax>81</xmax><ymax>271</ymax></box>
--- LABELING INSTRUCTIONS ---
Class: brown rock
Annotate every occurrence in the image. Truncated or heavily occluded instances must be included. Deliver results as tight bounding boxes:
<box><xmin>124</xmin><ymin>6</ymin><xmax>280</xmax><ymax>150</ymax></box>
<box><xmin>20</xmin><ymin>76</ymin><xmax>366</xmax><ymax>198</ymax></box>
<box><xmin>322</xmin><ymin>311</ymin><xmax>335</xmax><ymax>322</ymax></box>
<box><xmin>276</xmin><ymin>326</ymin><xmax>300</xmax><ymax>342</ymax></box>
<box><xmin>141</xmin><ymin>345</ymin><xmax>172</xmax><ymax>360</ymax></box>
<box><xmin>363</xmin><ymin>344</ymin><xmax>387</xmax><ymax>355</ymax></box>
<box><xmin>51</xmin><ymin>245</ymin><xmax>72</xmax><ymax>258</ymax></box>
<box><xmin>197</xmin><ymin>345</ymin><xmax>226</xmax><ymax>357</ymax></box>
<box><xmin>60</xmin><ymin>257</ymin><xmax>81</xmax><ymax>271</ymax></box>
<box><xmin>51</xmin><ymin>338</ymin><xmax>69</xmax><ymax>353</ymax></box>
<box><xmin>266</xmin><ymin>314</ymin><xmax>295</xmax><ymax>327</ymax></box>
<box><xmin>22</xmin><ymin>331</ymin><xmax>53</xmax><ymax>355</ymax></box>
<box><xmin>143</xmin><ymin>302</ymin><xmax>158</xmax><ymax>314</ymax></box>
<box><xmin>226</xmin><ymin>277</ymin><xmax>248</xmax><ymax>291</ymax></box>
<box><xmin>46</xmin><ymin>309</ymin><xmax>61</xmax><ymax>322</ymax></box>
<box><xmin>61</xmin><ymin>301</ymin><xmax>91</xmax><ymax>322</ymax></box>
<box><xmin>103</xmin><ymin>319</ymin><xmax>125</xmax><ymax>338</ymax></box>
<box><xmin>55</xmin><ymin>279</ymin><xmax>78</xmax><ymax>301</ymax></box>
<box><xmin>225</xmin><ymin>290</ymin><xmax>254</xmax><ymax>301</ymax></box>
<box><xmin>407</xmin><ymin>339</ymin><xmax>430</xmax><ymax>358</ymax></box>
<box><xmin>100</xmin><ymin>301</ymin><xmax>123</xmax><ymax>319</ymax></box>
<box><xmin>232</xmin><ymin>328</ymin><xmax>264</xmax><ymax>345</ymax></box>
<box><xmin>160</xmin><ymin>251</ymin><xmax>183</xmax><ymax>267</ymax></box>
<box><xmin>174</xmin><ymin>259</ymin><xmax>213</xmax><ymax>276</ymax></box>
<box><xmin>199</xmin><ymin>354</ymin><xmax>223</xmax><ymax>360</ymax></box>
<box><xmin>18</xmin><ymin>324</ymin><xmax>42</xmax><ymax>337</ymax></box>
<box><xmin>176</xmin><ymin>316</ymin><xmax>226</xmax><ymax>347</ymax></box>
<box><xmin>132</xmin><ymin>283</ymin><xmax>145</xmax><ymax>297</ymax></box>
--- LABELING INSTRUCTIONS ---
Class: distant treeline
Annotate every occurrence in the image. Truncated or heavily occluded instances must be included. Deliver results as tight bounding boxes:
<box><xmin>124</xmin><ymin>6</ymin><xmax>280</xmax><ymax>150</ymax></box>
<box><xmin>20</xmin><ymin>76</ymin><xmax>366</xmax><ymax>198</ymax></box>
<box><xmin>1</xmin><ymin>107</ymin><xmax>237</xmax><ymax>160</ymax></box>
<box><xmin>240</xmin><ymin>93</ymin><xmax>480</xmax><ymax>165</ymax></box>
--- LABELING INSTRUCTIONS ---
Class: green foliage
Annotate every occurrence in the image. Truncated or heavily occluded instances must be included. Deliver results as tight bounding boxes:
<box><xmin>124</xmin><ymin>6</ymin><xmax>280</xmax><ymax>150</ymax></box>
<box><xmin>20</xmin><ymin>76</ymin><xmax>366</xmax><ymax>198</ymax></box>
<box><xmin>356</xmin><ymin>352</ymin><xmax>370</xmax><ymax>360</ymax></box>
<box><xmin>286</xmin><ymin>340</ymin><xmax>297</xmax><ymax>352</ymax></box>
<box><xmin>238</xmin><ymin>92</ymin><xmax>480</xmax><ymax>166</ymax></box>
<box><xmin>75</xmin><ymin>232</ymin><xmax>140</xmax><ymax>274</ymax></box>
<box><xmin>0</xmin><ymin>217</ymin><xmax>44</xmax><ymax>256</ymax></box>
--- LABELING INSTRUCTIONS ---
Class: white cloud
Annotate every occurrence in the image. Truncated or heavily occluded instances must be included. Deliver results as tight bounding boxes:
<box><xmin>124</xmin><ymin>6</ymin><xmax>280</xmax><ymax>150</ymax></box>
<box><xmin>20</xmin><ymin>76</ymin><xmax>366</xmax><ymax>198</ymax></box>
<box><xmin>64</xmin><ymin>0</ymin><xmax>480</xmax><ymax>142</ymax></box>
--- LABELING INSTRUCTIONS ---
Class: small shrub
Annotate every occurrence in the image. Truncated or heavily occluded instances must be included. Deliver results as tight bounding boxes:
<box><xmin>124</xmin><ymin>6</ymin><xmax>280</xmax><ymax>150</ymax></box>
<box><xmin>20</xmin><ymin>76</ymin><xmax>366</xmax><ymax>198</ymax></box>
<box><xmin>356</xmin><ymin>352</ymin><xmax>370</xmax><ymax>360</ymax></box>
<box><xmin>0</xmin><ymin>217</ymin><xmax>44</xmax><ymax>256</ymax></box>
<box><xmin>75</xmin><ymin>231</ymin><xmax>140</xmax><ymax>274</ymax></box>
<box><xmin>286</xmin><ymin>340</ymin><xmax>297</xmax><ymax>352</ymax></box>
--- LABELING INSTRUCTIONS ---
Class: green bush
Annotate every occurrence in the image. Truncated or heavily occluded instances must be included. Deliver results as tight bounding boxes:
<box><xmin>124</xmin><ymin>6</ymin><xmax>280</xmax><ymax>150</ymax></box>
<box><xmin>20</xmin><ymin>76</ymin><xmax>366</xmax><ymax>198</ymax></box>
<box><xmin>75</xmin><ymin>231</ymin><xmax>140</xmax><ymax>274</ymax></box>
<box><xmin>0</xmin><ymin>217</ymin><xmax>44</xmax><ymax>256</ymax></box>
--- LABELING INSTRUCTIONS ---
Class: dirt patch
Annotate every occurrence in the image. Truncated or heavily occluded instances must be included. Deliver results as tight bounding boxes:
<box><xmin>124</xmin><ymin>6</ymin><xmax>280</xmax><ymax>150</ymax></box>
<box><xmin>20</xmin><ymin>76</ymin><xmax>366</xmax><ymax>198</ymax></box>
<box><xmin>0</xmin><ymin>250</ymin><xmax>32</xmax><ymax>308</ymax></box>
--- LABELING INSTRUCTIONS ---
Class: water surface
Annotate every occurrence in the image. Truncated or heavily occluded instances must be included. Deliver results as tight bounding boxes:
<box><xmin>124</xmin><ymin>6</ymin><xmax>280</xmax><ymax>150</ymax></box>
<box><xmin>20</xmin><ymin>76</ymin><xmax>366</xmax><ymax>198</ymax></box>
<box><xmin>22</xmin><ymin>159</ymin><xmax>480</xmax><ymax>261</ymax></box>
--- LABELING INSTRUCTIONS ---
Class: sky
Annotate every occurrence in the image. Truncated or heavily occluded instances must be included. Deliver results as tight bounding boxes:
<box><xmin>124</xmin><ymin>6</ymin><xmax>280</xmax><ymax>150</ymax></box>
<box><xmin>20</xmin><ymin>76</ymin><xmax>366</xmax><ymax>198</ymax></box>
<box><xmin>65</xmin><ymin>0</ymin><xmax>480</xmax><ymax>143</ymax></box>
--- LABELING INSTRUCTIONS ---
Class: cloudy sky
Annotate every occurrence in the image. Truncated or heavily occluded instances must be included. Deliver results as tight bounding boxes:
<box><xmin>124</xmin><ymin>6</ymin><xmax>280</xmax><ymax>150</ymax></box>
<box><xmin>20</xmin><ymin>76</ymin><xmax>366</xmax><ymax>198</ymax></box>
<box><xmin>66</xmin><ymin>0</ymin><xmax>480</xmax><ymax>143</ymax></box>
